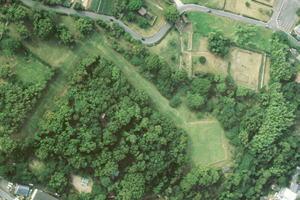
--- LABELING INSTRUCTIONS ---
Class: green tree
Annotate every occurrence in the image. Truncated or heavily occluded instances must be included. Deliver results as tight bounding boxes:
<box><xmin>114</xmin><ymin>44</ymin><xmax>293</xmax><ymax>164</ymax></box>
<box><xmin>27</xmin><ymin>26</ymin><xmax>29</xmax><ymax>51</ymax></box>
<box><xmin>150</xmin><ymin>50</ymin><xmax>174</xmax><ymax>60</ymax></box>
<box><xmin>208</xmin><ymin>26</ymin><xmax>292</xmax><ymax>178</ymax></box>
<box><xmin>57</xmin><ymin>25</ymin><xmax>75</xmax><ymax>45</ymax></box>
<box><xmin>76</xmin><ymin>18</ymin><xmax>94</xmax><ymax>35</ymax></box>
<box><xmin>164</xmin><ymin>5</ymin><xmax>180</xmax><ymax>24</ymax></box>
<box><xmin>208</xmin><ymin>32</ymin><xmax>230</xmax><ymax>57</ymax></box>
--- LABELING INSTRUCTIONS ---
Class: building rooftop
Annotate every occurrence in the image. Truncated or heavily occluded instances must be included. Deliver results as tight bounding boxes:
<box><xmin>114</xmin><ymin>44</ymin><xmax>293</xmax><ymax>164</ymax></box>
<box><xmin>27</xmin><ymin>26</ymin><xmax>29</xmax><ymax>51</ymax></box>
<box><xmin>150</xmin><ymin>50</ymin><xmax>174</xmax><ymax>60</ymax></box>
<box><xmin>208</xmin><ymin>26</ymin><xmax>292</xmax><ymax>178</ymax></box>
<box><xmin>30</xmin><ymin>189</ymin><xmax>58</xmax><ymax>200</ymax></box>
<box><xmin>15</xmin><ymin>184</ymin><xmax>30</xmax><ymax>197</ymax></box>
<box><xmin>138</xmin><ymin>7</ymin><xmax>147</xmax><ymax>16</ymax></box>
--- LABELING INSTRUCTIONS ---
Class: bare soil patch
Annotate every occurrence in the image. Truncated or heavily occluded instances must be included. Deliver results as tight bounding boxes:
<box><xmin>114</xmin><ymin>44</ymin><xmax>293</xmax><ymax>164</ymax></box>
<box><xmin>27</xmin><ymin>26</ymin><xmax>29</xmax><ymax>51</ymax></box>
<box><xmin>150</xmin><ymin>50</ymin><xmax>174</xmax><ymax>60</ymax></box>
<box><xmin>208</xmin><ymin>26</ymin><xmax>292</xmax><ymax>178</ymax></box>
<box><xmin>180</xmin><ymin>33</ymin><xmax>269</xmax><ymax>90</ymax></box>
<box><xmin>230</xmin><ymin>48</ymin><xmax>264</xmax><ymax>90</ymax></box>
<box><xmin>71</xmin><ymin>175</ymin><xmax>93</xmax><ymax>193</ymax></box>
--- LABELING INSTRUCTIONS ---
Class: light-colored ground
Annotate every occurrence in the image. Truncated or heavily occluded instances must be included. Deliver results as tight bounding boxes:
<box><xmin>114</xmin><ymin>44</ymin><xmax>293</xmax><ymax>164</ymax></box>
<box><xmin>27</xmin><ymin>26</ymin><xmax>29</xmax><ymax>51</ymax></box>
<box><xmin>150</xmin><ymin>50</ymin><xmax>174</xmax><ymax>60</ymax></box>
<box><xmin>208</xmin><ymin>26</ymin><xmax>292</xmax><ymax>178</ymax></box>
<box><xmin>230</xmin><ymin>48</ymin><xmax>263</xmax><ymax>90</ymax></box>
<box><xmin>296</xmin><ymin>73</ymin><xmax>300</xmax><ymax>83</ymax></box>
<box><xmin>225</xmin><ymin>0</ymin><xmax>273</xmax><ymax>22</ymax></box>
<box><xmin>71</xmin><ymin>175</ymin><xmax>93</xmax><ymax>193</ymax></box>
<box><xmin>82</xmin><ymin>0</ymin><xmax>91</xmax><ymax>9</ymax></box>
<box><xmin>180</xmin><ymin>26</ymin><xmax>269</xmax><ymax>90</ymax></box>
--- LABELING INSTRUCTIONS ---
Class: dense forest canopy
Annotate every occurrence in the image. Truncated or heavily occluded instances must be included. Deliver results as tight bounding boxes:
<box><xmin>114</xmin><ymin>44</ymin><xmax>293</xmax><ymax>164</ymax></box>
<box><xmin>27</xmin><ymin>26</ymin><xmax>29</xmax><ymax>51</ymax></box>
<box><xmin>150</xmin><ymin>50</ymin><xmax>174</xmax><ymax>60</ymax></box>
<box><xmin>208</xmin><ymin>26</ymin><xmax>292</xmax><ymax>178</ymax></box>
<box><xmin>0</xmin><ymin>1</ymin><xmax>299</xmax><ymax>200</ymax></box>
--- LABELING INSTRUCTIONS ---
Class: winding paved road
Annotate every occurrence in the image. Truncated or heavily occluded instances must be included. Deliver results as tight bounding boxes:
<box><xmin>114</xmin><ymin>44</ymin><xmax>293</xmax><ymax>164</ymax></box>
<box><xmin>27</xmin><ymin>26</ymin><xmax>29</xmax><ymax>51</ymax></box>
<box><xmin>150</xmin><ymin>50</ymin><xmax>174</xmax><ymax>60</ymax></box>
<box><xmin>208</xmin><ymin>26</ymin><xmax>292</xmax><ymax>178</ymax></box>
<box><xmin>20</xmin><ymin>0</ymin><xmax>298</xmax><ymax>46</ymax></box>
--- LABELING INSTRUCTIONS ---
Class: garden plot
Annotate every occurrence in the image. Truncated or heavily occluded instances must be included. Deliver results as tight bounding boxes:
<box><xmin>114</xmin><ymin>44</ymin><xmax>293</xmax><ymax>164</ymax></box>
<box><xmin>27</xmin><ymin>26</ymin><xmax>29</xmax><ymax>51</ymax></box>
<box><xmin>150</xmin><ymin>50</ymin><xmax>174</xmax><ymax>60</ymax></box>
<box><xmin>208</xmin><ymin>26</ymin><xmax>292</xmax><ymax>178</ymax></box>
<box><xmin>89</xmin><ymin>0</ymin><xmax>114</xmax><ymax>15</ymax></box>
<box><xmin>182</xmin><ymin>0</ymin><xmax>226</xmax><ymax>9</ymax></box>
<box><xmin>225</xmin><ymin>0</ymin><xmax>273</xmax><ymax>22</ymax></box>
<box><xmin>180</xmin><ymin>28</ymin><xmax>270</xmax><ymax>90</ymax></box>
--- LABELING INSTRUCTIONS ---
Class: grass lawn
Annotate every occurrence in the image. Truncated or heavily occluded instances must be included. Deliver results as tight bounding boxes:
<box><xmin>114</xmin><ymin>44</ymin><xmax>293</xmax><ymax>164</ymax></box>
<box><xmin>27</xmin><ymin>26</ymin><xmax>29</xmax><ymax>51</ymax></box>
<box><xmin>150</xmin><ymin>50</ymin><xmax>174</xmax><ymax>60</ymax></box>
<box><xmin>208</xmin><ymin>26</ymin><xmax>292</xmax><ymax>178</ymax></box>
<box><xmin>188</xmin><ymin>12</ymin><xmax>273</xmax><ymax>52</ymax></box>
<box><xmin>182</xmin><ymin>0</ymin><xmax>225</xmax><ymax>9</ymax></box>
<box><xmin>89</xmin><ymin>0</ymin><xmax>114</xmax><ymax>15</ymax></box>
<box><xmin>149</xmin><ymin>30</ymin><xmax>181</xmax><ymax>69</ymax></box>
<box><xmin>0</xmin><ymin>55</ymin><xmax>52</xmax><ymax>85</ymax></box>
<box><xmin>14</xmin><ymin>56</ymin><xmax>52</xmax><ymax>85</ymax></box>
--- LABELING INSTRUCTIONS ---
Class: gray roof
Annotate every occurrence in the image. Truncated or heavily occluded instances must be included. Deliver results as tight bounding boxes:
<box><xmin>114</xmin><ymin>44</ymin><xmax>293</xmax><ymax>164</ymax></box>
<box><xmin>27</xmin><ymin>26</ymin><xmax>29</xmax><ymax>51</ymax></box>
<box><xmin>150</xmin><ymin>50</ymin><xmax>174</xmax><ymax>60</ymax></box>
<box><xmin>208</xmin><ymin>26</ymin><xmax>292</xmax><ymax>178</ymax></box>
<box><xmin>15</xmin><ymin>185</ymin><xmax>30</xmax><ymax>197</ymax></box>
<box><xmin>31</xmin><ymin>189</ymin><xmax>58</xmax><ymax>200</ymax></box>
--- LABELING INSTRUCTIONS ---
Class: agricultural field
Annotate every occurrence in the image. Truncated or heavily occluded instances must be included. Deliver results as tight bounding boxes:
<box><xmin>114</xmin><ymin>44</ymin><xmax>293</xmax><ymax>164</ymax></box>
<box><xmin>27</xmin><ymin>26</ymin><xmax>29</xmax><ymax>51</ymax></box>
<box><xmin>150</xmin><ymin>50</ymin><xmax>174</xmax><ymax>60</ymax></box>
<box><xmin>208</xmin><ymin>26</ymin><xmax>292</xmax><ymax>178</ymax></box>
<box><xmin>89</xmin><ymin>0</ymin><xmax>114</xmax><ymax>15</ymax></box>
<box><xmin>225</xmin><ymin>0</ymin><xmax>273</xmax><ymax>22</ymax></box>
<box><xmin>183</xmin><ymin>0</ymin><xmax>274</xmax><ymax>21</ymax></box>
<box><xmin>182</xmin><ymin>0</ymin><xmax>225</xmax><ymax>9</ymax></box>
<box><xmin>180</xmin><ymin>25</ymin><xmax>270</xmax><ymax>90</ymax></box>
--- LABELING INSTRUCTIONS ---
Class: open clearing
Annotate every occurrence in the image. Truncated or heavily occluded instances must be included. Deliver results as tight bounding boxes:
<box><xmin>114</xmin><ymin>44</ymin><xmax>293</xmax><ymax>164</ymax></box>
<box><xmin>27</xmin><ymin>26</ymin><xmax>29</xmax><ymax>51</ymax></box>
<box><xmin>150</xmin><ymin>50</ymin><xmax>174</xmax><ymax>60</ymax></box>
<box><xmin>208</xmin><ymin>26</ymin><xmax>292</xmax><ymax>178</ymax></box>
<box><xmin>181</xmin><ymin>26</ymin><xmax>270</xmax><ymax>90</ymax></box>
<box><xmin>188</xmin><ymin>12</ymin><xmax>273</xmax><ymax>52</ymax></box>
<box><xmin>149</xmin><ymin>30</ymin><xmax>181</xmax><ymax>69</ymax></box>
<box><xmin>71</xmin><ymin>175</ymin><xmax>93</xmax><ymax>193</ymax></box>
<box><xmin>0</xmin><ymin>55</ymin><xmax>51</xmax><ymax>85</ymax></box>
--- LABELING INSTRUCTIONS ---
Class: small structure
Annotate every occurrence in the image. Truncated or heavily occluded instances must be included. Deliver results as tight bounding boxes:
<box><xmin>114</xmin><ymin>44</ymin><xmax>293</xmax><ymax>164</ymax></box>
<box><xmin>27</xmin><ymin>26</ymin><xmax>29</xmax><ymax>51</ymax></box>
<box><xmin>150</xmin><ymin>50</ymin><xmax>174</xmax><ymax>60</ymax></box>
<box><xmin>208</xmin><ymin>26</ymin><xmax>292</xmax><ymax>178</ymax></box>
<box><xmin>15</xmin><ymin>184</ymin><xmax>30</xmax><ymax>197</ymax></box>
<box><xmin>138</xmin><ymin>7</ymin><xmax>147</xmax><ymax>16</ymax></box>
<box><xmin>81</xmin><ymin>177</ymin><xmax>89</xmax><ymax>187</ymax></box>
<box><xmin>30</xmin><ymin>189</ymin><xmax>58</xmax><ymax>200</ymax></box>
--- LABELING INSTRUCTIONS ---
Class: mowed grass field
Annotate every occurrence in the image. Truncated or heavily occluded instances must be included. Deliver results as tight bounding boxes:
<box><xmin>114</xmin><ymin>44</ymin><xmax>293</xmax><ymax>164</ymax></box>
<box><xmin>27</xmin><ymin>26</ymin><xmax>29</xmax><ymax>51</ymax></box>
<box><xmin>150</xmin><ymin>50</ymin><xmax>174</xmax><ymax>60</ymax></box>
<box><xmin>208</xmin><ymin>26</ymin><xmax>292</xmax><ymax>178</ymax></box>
<box><xmin>0</xmin><ymin>55</ymin><xmax>52</xmax><ymax>85</ymax></box>
<box><xmin>188</xmin><ymin>12</ymin><xmax>273</xmax><ymax>52</ymax></box>
<box><xmin>89</xmin><ymin>0</ymin><xmax>114</xmax><ymax>15</ymax></box>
